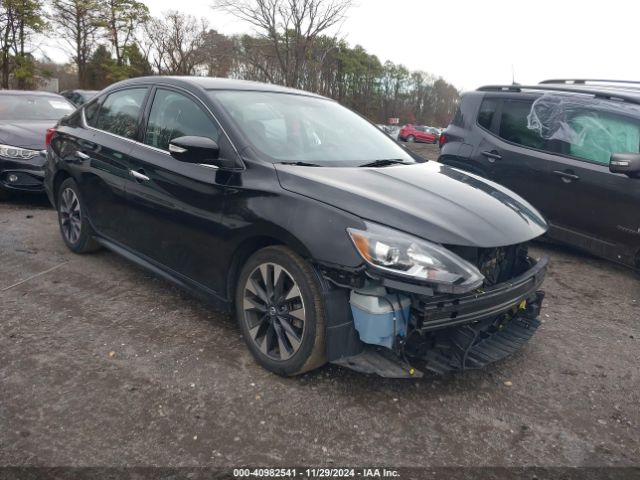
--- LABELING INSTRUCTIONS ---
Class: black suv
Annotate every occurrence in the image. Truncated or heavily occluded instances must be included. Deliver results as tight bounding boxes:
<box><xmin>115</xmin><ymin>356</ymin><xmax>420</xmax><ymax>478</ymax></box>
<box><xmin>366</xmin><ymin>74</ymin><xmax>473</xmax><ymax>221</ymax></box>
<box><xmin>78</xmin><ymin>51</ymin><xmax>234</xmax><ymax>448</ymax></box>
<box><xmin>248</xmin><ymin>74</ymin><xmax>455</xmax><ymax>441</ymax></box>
<box><xmin>45</xmin><ymin>76</ymin><xmax>548</xmax><ymax>378</ymax></box>
<box><xmin>440</xmin><ymin>79</ymin><xmax>640</xmax><ymax>270</ymax></box>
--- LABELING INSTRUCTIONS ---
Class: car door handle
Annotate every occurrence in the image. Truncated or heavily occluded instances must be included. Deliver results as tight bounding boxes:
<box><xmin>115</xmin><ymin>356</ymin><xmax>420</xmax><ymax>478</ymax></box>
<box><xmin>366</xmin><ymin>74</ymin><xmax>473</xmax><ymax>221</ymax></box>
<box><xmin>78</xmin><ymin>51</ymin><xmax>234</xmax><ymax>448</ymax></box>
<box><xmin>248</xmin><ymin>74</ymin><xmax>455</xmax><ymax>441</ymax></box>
<box><xmin>76</xmin><ymin>151</ymin><xmax>90</xmax><ymax>160</ymax></box>
<box><xmin>481</xmin><ymin>150</ymin><xmax>502</xmax><ymax>161</ymax></box>
<box><xmin>553</xmin><ymin>170</ymin><xmax>580</xmax><ymax>181</ymax></box>
<box><xmin>129</xmin><ymin>169</ymin><xmax>150</xmax><ymax>182</ymax></box>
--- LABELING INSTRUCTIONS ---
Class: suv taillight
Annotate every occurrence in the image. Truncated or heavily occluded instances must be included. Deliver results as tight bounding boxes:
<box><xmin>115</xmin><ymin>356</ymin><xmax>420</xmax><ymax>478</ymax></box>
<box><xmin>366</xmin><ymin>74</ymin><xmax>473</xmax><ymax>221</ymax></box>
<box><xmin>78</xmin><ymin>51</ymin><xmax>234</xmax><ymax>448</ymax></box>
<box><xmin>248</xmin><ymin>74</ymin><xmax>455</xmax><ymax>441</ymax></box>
<box><xmin>45</xmin><ymin>127</ymin><xmax>56</xmax><ymax>147</ymax></box>
<box><xmin>438</xmin><ymin>132</ymin><xmax>447</xmax><ymax>148</ymax></box>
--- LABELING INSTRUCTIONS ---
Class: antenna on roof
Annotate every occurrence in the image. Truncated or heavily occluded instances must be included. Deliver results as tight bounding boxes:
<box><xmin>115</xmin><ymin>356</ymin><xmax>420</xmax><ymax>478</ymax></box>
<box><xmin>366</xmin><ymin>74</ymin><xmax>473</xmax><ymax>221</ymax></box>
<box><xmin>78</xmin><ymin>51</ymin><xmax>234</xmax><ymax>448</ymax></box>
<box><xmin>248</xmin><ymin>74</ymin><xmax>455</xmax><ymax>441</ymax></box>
<box><xmin>511</xmin><ymin>65</ymin><xmax>519</xmax><ymax>86</ymax></box>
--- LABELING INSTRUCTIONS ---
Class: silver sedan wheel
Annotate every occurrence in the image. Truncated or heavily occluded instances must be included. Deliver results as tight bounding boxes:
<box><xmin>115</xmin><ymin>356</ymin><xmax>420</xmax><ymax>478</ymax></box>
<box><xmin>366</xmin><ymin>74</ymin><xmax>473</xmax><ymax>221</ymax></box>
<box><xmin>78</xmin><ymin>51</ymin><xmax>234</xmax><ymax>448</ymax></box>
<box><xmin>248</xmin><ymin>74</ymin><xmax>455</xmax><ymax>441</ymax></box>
<box><xmin>242</xmin><ymin>262</ymin><xmax>306</xmax><ymax>361</ymax></box>
<box><xmin>59</xmin><ymin>187</ymin><xmax>82</xmax><ymax>244</ymax></box>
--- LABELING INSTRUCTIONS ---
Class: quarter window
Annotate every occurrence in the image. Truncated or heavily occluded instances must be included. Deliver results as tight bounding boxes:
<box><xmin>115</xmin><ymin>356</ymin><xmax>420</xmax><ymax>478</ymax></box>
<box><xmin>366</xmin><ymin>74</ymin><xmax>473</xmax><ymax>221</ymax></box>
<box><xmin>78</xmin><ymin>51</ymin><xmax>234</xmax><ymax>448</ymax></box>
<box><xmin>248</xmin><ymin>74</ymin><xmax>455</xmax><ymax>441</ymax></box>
<box><xmin>451</xmin><ymin>106</ymin><xmax>464</xmax><ymax>127</ymax></box>
<box><xmin>498</xmin><ymin>100</ymin><xmax>544</xmax><ymax>149</ymax></box>
<box><xmin>95</xmin><ymin>88</ymin><xmax>147</xmax><ymax>140</ymax></box>
<box><xmin>144</xmin><ymin>89</ymin><xmax>219</xmax><ymax>151</ymax></box>
<box><xmin>477</xmin><ymin>99</ymin><xmax>497</xmax><ymax>130</ymax></box>
<box><xmin>84</xmin><ymin>98</ymin><xmax>101</xmax><ymax>127</ymax></box>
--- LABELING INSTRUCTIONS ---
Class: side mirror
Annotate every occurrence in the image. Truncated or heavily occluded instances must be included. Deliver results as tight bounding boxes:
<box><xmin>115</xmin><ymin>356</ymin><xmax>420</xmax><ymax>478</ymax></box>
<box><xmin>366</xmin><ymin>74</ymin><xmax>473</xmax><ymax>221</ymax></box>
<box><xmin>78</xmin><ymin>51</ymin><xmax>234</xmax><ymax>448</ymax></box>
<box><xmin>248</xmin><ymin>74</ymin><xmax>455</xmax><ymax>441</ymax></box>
<box><xmin>610</xmin><ymin>153</ymin><xmax>640</xmax><ymax>178</ymax></box>
<box><xmin>169</xmin><ymin>135</ymin><xmax>237</xmax><ymax>168</ymax></box>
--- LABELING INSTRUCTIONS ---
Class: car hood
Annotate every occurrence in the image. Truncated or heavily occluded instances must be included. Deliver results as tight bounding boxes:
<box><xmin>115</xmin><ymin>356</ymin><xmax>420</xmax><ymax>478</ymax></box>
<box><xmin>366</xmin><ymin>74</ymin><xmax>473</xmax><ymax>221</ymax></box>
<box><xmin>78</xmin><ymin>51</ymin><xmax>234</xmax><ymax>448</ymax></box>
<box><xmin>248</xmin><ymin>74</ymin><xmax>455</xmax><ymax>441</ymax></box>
<box><xmin>0</xmin><ymin>121</ymin><xmax>54</xmax><ymax>149</ymax></box>
<box><xmin>275</xmin><ymin>161</ymin><xmax>548</xmax><ymax>248</ymax></box>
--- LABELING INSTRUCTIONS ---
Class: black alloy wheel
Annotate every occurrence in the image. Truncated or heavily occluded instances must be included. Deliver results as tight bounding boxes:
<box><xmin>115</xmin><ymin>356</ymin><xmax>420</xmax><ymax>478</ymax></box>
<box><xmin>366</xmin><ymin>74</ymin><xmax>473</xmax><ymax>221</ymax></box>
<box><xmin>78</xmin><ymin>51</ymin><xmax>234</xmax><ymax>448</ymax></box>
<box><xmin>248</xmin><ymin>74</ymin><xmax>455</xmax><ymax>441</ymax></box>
<box><xmin>59</xmin><ymin>187</ymin><xmax>82</xmax><ymax>245</ymax></box>
<box><xmin>56</xmin><ymin>177</ymin><xmax>100</xmax><ymax>253</ymax></box>
<box><xmin>236</xmin><ymin>246</ymin><xmax>326</xmax><ymax>376</ymax></box>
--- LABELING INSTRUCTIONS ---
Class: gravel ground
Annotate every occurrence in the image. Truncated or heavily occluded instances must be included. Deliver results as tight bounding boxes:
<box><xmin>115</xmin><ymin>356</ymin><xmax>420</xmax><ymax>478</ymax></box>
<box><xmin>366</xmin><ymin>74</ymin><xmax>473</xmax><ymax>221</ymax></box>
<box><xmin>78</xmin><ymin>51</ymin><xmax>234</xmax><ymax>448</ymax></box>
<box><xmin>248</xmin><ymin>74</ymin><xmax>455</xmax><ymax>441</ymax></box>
<box><xmin>1</xmin><ymin>189</ymin><xmax>639</xmax><ymax>469</ymax></box>
<box><xmin>406</xmin><ymin>142</ymin><xmax>441</xmax><ymax>161</ymax></box>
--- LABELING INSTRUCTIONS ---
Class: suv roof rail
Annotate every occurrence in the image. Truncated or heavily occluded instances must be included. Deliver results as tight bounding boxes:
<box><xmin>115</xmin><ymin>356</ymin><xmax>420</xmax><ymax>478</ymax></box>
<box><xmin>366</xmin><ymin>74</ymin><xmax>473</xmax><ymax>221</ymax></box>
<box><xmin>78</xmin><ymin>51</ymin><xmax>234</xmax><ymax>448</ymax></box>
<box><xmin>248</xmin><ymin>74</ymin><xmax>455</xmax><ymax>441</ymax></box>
<box><xmin>477</xmin><ymin>85</ymin><xmax>523</xmax><ymax>92</ymax></box>
<box><xmin>540</xmin><ymin>79</ymin><xmax>640</xmax><ymax>86</ymax></box>
<box><xmin>477</xmin><ymin>84</ymin><xmax>640</xmax><ymax>106</ymax></box>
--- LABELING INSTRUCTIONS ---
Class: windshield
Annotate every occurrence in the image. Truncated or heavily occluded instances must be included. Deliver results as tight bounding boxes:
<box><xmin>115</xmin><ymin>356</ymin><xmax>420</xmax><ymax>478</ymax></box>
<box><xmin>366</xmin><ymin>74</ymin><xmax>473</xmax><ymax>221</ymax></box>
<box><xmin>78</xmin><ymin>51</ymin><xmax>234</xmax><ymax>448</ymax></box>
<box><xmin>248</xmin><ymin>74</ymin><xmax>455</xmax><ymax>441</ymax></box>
<box><xmin>0</xmin><ymin>94</ymin><xmax>75</xmax><ymax>121</ymax></box>
<box><xmin>210</xmin><ymin>90</ymin><xmax>415</xmax><ymax>166</ymax></box>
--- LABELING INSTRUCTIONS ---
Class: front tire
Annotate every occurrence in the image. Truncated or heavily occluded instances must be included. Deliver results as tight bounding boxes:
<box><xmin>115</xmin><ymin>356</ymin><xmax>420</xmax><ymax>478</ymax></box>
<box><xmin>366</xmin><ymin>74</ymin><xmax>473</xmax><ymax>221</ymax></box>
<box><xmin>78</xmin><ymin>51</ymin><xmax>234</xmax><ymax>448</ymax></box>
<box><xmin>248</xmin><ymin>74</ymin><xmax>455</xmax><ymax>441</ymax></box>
<box><xmin>235</xmin><ymin>246</ymin><xmax>327</xmax><ymax>376</ymax></box>
<box><xmin>56</xmin><ymin>178</ymin><xmax>101</xmax><ymax>253</ymax></box>
<box><xmin>407</xmin><ymin>135</ymin><xmax>415</xmax><ymax>143</ymax></box>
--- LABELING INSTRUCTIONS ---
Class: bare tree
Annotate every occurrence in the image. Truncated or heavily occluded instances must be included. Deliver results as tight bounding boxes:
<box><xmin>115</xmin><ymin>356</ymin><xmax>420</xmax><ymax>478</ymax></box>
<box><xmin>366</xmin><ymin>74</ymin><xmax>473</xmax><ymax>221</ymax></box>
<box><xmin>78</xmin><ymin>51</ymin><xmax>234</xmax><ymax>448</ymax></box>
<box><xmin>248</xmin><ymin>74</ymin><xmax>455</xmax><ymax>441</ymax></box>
<box><xmin>199</xmin><ymin>28</ymin><xmax>233</xmax><ymax>77</ymax></box>
<box><xmin>145</xmin><ymin>11</ymin><xmax>209</xmax><ymax>75</ymax></box>
<box><xmin>212</xmin><ymin>0</ymin><xmax>352</xmax><ymax>88</ymax></box>
<box><xmin>49</xmin><ymin>0</ymin><xmax>102</xmax><ymax>87</ymax></box>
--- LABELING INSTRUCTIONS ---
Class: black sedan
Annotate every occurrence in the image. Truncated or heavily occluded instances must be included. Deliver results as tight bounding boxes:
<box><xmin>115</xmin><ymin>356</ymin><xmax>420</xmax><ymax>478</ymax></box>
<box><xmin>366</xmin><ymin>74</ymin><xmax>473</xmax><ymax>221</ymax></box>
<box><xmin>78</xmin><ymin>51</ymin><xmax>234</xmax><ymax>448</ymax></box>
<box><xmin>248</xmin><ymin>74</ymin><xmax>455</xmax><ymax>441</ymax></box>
<box><xmin>0</xmin><ymin>90</ymin><xmax>75</xmax><ymax>199</ymax></box>
<box><xmin>44</xmin><ymin>77</ymin><xmax>549</xmax><ymax>378</ymax></box>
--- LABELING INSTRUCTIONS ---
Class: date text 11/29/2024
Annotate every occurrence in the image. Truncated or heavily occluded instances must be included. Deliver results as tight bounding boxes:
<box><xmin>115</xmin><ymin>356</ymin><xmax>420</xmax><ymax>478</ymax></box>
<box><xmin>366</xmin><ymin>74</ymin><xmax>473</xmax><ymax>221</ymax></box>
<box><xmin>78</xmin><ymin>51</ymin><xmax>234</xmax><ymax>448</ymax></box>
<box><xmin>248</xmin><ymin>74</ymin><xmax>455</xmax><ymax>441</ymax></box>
<box><xmin>233</xmin><ymin>468</ymin><xmax>401</xmax><ymax>478</ymax></box>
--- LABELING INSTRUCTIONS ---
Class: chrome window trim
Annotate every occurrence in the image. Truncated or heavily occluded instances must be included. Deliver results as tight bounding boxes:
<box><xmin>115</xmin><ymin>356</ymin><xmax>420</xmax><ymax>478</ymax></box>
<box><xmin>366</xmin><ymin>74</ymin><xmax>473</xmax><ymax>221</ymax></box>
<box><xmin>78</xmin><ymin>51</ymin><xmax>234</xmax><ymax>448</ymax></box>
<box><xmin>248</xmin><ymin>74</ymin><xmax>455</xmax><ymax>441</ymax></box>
<box><xmin>81</xmin><ymin>84</ymin><xmax>243</xmax><ymax>166</ymax></box>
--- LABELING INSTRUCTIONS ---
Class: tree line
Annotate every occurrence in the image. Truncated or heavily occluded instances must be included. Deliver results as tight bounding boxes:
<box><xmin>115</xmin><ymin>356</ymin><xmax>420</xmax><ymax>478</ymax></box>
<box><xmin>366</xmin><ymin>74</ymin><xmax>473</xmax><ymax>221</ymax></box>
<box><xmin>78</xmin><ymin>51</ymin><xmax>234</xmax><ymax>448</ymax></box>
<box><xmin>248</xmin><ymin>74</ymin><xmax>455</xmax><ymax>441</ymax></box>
<box><xmin>0</xmin><ymin>0</ymin><xmax>459</xmax><ymax>126</ymax></box>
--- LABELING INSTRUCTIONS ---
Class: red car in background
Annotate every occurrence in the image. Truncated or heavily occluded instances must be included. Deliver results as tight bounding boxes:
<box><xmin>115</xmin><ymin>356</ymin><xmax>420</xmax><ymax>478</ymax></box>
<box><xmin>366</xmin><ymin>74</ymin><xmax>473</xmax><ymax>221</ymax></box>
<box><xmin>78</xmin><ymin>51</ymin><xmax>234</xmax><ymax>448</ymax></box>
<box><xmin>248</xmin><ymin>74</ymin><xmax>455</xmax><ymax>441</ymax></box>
<box><xmin>399</xmin><ymin>124</ymin><xmax>439</xmax><ymax>143</ymax></box>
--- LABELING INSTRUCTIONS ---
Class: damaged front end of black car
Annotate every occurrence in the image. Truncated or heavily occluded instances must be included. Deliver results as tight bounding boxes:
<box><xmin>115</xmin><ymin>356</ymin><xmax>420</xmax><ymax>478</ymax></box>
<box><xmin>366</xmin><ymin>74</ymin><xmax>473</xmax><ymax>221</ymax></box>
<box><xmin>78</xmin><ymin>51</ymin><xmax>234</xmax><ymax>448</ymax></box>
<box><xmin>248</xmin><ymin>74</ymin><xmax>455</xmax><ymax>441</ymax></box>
<box><xmin>323</xmin><ymin>244</ymin><xmax>548</xmax><ymax>378</ymax></box>
<box><xmin>323</xmin><ymin>242</ymin><xmax>546</xmax><ymax>378</ymax></box>
<box><xmin>322</xmin><ymin>240</ymin><xmax>547</xmax><ymax>378</ymax></box>
<box><xmin>278</xmin><ymin>163</ymin><xmax>550</xmax><ymax>379</ymax></box>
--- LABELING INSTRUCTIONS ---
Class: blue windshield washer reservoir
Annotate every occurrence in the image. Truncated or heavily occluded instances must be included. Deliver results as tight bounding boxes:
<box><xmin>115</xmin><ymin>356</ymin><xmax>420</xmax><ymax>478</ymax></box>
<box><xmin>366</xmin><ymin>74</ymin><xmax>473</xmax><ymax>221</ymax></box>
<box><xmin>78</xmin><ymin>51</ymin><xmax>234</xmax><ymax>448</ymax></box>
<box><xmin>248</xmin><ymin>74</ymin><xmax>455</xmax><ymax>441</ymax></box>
<box><xmin>349</xmin><ymin>287</ymin><xmax>411</xmax><ymax>349</ymax></box>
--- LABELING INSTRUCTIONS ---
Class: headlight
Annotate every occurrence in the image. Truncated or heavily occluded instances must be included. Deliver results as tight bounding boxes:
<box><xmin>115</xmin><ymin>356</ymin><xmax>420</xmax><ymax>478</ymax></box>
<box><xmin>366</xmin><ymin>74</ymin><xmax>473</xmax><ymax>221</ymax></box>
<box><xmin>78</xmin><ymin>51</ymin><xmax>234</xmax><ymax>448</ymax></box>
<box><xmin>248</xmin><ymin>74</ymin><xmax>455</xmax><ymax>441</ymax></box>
<box><xmin>348</xmin><ymin>223</ymin><xmax>484</xmax><ymax>293</ymax></box>
<box><xmin>0</xmin><ymin>144</ymin><xmax>41</xmax><ymax>160</ymax></box>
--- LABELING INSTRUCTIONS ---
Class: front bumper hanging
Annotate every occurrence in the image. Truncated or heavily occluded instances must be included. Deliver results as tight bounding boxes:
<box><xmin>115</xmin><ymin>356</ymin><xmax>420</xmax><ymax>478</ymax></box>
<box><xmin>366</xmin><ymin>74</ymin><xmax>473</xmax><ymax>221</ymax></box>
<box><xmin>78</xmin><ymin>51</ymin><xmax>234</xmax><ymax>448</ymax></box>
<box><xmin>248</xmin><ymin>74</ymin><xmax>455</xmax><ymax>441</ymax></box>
<box><xmin>330</xmin><ymin>257</ymin><xmax>548</xmax><ymax>378</ymax></box>
<box><xmin>418</xmin><ymin>290</ymin><xmax>544</xmax><ymax>374</ymax></box>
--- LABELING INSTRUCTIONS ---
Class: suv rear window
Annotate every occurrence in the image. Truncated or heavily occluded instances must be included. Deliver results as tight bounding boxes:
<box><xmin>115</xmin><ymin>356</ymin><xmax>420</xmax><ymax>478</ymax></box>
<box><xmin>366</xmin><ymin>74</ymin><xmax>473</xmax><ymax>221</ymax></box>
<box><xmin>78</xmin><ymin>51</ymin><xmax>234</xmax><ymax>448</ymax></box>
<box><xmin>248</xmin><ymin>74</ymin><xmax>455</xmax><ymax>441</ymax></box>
<box><xmin>498</xmin><ymin>100</ymin><xmax>544</xmax><ymax>149</ymax></box>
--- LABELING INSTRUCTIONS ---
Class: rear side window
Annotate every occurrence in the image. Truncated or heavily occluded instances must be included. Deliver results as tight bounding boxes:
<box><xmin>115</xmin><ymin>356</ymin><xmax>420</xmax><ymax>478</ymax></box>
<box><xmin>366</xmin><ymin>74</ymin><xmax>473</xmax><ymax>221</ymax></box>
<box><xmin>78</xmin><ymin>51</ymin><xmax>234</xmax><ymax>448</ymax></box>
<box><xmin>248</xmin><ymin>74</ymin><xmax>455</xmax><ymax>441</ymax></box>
<box><xmin>144</xmin><ymin>89</ymin><xmax>219</xmax><ymax>151</ymax></box>
<box><xmin>498</xmin><ymin>100</ymin><xmax>544</xmax><ymax>149</ymax></box>
<box><xmin>477</xmin><ymin>99</ymin><xmax>497</xmax><ymax>130</ymax></box>
<box><xmin>95</xmin><ymin>88</ymin><xmax>147</xmax><ymax>140</ymax></box>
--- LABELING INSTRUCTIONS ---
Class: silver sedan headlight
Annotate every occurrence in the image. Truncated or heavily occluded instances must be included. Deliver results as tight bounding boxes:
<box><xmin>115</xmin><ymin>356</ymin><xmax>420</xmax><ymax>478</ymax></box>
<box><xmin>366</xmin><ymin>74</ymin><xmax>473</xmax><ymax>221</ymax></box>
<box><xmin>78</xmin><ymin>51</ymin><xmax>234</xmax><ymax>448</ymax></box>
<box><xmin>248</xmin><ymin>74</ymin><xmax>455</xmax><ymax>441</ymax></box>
<box><xmin>348</xmin><ymin>222</ymin><xmax>484</xmax><ymax>293</ymax></box>
<box><xmin>0</xmin><ymin>144</ymin><xmax>41</xmax><ymax>160</ymax></box>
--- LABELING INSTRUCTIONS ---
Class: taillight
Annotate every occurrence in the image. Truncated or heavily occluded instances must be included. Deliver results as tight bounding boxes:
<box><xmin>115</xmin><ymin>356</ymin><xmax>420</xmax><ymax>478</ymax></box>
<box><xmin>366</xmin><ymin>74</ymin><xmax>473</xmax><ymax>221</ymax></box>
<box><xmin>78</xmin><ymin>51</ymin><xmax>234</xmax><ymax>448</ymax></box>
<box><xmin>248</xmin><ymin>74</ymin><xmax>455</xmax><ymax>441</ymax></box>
<box><xmin>45</xmin><ymin>127</ymin><xmax>56</xmax><ymax>147</ymax></box>
<box><xmin>438</xmin><ymin>133</ymin><xmax>447</xmax><ymax>148</ymax></box>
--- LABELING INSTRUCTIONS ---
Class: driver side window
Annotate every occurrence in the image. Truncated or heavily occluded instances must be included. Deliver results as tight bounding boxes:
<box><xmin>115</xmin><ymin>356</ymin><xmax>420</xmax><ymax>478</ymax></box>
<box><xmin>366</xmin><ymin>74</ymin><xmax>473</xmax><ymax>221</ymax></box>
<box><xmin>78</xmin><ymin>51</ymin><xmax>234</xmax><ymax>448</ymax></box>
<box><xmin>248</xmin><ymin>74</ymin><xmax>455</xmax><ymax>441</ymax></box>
<box><xmin>144</xmin><ymin>89</ymin><xmax>219</xmax><ymax>151</ymax></box>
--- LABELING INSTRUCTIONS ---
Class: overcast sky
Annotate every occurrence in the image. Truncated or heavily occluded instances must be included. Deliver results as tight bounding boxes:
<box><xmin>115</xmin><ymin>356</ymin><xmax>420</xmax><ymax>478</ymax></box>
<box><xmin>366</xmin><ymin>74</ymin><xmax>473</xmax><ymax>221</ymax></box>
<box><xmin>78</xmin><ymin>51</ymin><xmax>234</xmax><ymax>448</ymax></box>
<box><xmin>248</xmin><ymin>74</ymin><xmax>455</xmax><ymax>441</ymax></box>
<box><xmin>43</xmin><ymin>0</ymin><xmax>640</xmax><ymax>92</ymax></box>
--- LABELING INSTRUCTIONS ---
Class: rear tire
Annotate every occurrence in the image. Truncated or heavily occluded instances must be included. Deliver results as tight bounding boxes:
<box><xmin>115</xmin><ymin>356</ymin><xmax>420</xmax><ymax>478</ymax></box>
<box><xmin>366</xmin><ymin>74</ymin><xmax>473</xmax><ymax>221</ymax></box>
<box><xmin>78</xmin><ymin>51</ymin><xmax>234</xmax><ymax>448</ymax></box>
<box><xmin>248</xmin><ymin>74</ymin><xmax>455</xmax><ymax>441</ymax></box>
<box><xmin>235</xmin><ymin>245</ymin><xmax>327</xmax><ymax>376</ymax></box>
<box><xmin>56</xmin><ymin>178</ymin><xmax>101</xmax><ymax>254</ymax></box>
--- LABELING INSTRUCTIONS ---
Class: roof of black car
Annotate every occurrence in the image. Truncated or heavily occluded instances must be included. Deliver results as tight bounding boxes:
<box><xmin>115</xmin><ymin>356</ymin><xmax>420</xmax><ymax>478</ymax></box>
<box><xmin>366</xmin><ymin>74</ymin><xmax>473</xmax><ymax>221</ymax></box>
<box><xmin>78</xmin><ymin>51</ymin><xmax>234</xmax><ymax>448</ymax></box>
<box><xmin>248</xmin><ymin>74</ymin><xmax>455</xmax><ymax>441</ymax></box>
<box><xmin>477</xmin><ymin>80</ymin><xmax>640</xmax><ymax>106</ymax></box>
<box><xmin>118</xmin><ymin>76</ymin><xmax>325</xmax><ymax>98</ymax></box>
